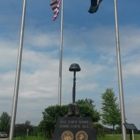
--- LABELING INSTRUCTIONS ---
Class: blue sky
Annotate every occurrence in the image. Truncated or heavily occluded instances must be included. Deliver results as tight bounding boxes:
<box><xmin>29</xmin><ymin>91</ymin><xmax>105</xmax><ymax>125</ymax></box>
<box><xmin>0</xmin><ymin>0</ymin><xmax>140</xmax><ymax>129</ymax></box>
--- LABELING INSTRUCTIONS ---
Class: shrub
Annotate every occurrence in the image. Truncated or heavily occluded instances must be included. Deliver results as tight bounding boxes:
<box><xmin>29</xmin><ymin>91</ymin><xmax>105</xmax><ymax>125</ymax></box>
<box><xmin>93</xmin><ymin>123</ymin><xmax>105</xmax><ymax>137</ymax></box>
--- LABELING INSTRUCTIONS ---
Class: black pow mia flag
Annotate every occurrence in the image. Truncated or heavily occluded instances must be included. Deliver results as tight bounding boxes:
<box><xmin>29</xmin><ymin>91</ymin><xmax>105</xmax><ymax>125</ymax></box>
<box><xmin>88</xmin><ymin>0</ymin><xmax>103</xmax><ymax>13</ymax></box>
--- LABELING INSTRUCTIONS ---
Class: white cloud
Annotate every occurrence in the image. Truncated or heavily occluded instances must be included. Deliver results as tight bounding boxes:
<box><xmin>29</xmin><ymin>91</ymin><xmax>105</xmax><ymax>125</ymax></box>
<box><xmin>123</xmin><ymin>62</ymin><xmax>140</xmax><ymax>77</ymax></box>
<box><xmin>120</xmin><ymin>26</ymin><xmax>140</xmax><ymax>53</ymax></box>
<box><xmin>125</xmin><ymin>96</ymin><xmax>140</xmax><ymax>128</ymax></box>
<box><xmin>24</xmin><ymin>30</ymin><xmax>60</xmax><ymax>48</ymax></box>
<box><xmin>78</xmin><ymin>83</ymin><xmax>98</xmax><ymax>91</ymax></box>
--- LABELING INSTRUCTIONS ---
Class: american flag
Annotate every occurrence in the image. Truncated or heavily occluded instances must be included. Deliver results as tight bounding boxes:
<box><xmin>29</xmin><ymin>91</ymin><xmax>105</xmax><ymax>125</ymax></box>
<box><xmin>50</xmin><ymin>0</ymin><xmax>61</xmax><ymax>21</ymax></box>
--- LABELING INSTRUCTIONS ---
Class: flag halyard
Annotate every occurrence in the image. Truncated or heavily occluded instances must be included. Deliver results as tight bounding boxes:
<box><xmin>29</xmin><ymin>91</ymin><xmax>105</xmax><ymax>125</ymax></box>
<box><xmin>50</xmin><ymin>0</ymin><xmax>61</xmax><ymax>21</ymax></box>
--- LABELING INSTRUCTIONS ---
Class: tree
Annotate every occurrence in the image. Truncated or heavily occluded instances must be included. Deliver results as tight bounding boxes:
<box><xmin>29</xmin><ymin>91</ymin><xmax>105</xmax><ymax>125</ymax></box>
<box><xmin>14</xmin><ymin>121</ymin><xmax>34</xmax><ymax>137</ymax></box>
<box><xmin>76</xmin><ymin>98</ymin><xmax>95</xmax><ymax>108</ymax></box>
<box><xmin>101</xmin><ymin>88</ymin><xmax>121</xmax><ymax>132</ymax></box>
<box><xmin>76</xmin><ymin>98</ymin><xmax>100</xmax><ymax>122</ymax></box>
<box><xmin>38</xmin><ymin>105</ymin><xmax>68</xmax><ymax>138</ymax></box>
<box><xmin>25</xmin><ymin>120</ymin><xmax>31</xmax><ymax>126</ymax></box>
<box><xmin>0</xmin><ymin>112</ymin><xmax>11</xmax><ymax>132</ymax></box>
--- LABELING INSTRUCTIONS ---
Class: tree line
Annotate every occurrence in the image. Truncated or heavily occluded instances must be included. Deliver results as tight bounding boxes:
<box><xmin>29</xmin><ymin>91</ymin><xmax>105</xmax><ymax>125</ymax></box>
<box><xmin>0</xmin><ymin>88</ymin><xmax>121</xmax><ymax>138</ymax></box>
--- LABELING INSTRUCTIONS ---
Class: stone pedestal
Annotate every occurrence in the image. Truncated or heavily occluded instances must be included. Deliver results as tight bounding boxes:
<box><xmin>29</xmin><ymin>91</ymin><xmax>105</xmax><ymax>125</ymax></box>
<box><xmin>52</xmin><ymin>117</ymin><xmax>97</xmax><ymax>140</ymax></box>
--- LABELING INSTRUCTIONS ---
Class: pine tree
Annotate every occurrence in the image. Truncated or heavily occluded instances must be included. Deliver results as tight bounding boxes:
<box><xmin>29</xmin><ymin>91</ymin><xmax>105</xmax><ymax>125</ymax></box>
<box><xmin>101</xmin><ymin>88</ymin><xmax>121</xmax><ymax>132</ymax></box>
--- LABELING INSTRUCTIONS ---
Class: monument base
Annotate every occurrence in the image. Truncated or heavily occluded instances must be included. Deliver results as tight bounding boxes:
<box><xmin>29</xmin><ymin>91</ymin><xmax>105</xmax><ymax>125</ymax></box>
<box><xmin>52</xmin><ymin>117</ymin><xmax>97</xmax><ymax>140</ymax></box>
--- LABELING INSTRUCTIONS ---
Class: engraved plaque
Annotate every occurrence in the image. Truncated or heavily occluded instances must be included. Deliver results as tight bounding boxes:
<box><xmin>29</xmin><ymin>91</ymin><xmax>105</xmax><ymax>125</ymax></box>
<box><xmin>52</xmin><ymin>117</ymin><xmax>97</xmax><ymax>140</ymax></box>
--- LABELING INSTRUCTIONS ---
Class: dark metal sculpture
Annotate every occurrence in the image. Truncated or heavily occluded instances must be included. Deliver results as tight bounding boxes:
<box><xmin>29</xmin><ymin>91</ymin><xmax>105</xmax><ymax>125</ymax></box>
<box><xmin>68</xmin><ymin>63</ymin><xmax>81</xmax><ymax>116</ymax></box>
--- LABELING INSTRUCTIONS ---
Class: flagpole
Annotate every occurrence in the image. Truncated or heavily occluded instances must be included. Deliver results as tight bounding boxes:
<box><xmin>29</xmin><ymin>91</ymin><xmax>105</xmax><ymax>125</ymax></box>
<box><xmin>9</xmin><ymin>0</ymin><xmax>27</xmax><ymax>139</ymax></box>
<box><xmin>58</xmin><ymin>0</ymin><xmax>64</xmax><ymax>105</ymax></box>
<box><xmin>114</xmin><ymin>0</ymin><xmax>126</xmax><ymax>140</ymax></box>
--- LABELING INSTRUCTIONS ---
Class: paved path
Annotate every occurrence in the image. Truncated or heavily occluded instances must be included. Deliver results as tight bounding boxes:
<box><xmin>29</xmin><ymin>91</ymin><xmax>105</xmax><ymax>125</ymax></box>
<box><xmin>0</xmin><ymin>138</ymin><xmax>8</xmax><ymax>140</ymax></box>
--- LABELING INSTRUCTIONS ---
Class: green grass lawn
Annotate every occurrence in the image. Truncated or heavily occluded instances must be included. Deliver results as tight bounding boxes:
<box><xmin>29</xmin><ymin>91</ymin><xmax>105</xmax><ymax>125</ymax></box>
<box><xmin>98</xmin><ymin>134</ymin><xmax>140</xmax><ymax>140</ymax></box>
<box><xmin>13</xmin><ymin>136</ymin><xmax>48</xmax><ymax>140</ymax></box>
<box><xmin>13</xmin><ymin>134</ymin><xmax>140</xmax><ymax>140</ymax></box>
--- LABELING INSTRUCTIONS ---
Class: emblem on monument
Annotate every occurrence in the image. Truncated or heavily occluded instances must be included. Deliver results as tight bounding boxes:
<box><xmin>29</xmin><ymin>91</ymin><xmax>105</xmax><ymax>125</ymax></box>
<box><xmin>76</xmin><ymin>131</ymin><xmax>88</xmax><ymax>140</ymax></box>
<box><xmin>61</xmin><ymin>130</ymin><xmax>74</xmax><ymax>140</ymax></box>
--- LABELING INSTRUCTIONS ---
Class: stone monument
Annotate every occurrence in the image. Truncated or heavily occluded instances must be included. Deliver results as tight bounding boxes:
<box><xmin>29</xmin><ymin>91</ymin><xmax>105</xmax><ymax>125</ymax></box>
<box><xmin>52</xmin><ymin>63</ymin><xmax>97</xmax><ymax>140</ymax></box>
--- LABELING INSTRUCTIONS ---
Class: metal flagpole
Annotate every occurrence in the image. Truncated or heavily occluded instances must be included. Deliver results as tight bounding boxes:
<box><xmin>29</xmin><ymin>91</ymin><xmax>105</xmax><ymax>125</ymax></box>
<box><xmin>114</xmin><ymin>0</ymin><xmax>126</xmax><ymax>140</ymax></box>
<box><xmin>58</xmin><ymin>0</ymin><xmax>64</xmax><ymax>105</ymax></box>
<box><xmin>9</xmin><ymin>0</ymin><xmax>27</xmax><ymax>139</ymax></box>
